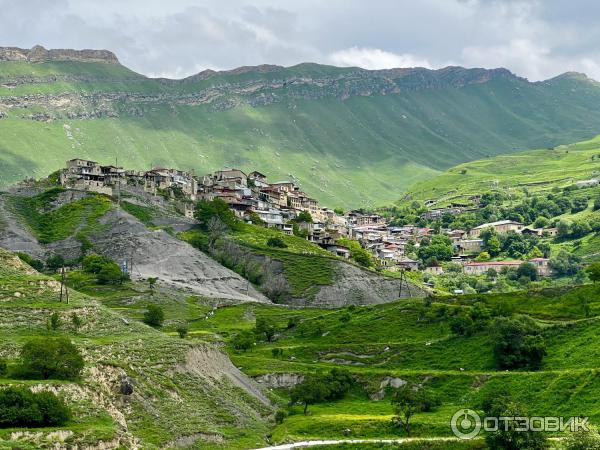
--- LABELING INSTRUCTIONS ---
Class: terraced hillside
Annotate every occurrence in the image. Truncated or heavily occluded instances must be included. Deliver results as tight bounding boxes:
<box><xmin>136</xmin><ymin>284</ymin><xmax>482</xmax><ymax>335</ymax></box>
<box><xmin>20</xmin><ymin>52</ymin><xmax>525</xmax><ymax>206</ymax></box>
<box><xmin>4</xmin><ymin>47</ymin><xmax>600</xmax><ymax>206</ymax></box>
<box><xmin>0</xmin><ymin>248</ymin><xmax>272</xmax><ymax>449</ymax></box>
<box><xmin>182</xmin><ymin>285</ymin><xmax>600</xmax><ymax>447</ymax></box>
<box><xmin>400</xmin><ymin>134</ymin><xmax>600</xmax><ymax>207</ymax></box>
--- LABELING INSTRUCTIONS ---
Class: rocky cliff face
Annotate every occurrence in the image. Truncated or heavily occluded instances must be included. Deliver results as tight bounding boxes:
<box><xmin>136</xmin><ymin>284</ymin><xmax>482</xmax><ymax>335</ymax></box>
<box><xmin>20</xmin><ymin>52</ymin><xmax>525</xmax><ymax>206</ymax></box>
<box><xmin>0</xmin><ymin>45</ymin><xmax>119</xmax><ymax>64</ymax></box>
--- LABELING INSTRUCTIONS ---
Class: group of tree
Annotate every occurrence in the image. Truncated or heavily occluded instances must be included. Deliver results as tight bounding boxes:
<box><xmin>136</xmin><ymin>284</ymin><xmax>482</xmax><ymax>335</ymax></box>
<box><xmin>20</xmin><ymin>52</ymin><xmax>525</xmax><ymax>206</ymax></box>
<box><xmin>82</xmin><ymin>253</ymin><xmax>128</xmax><ymax>285</ymax></box>
<box><xmin>480</xmin><ymin>228</ymin><xmax>547</xmax><ymax>259</ymax></box>
<box><xmin>0</xmin><ymin>387</ymin><xmax>71</xmax><ymax>428</ymax></box>
<box><xmin>290</xmin><ymin>369</ymin><xmax>355</xmax><ymax>414</ymax></box>
<box><xmin>417</xmin><ymin>234</ymin><xmax>454</xmax><ymax>266</ymax></box>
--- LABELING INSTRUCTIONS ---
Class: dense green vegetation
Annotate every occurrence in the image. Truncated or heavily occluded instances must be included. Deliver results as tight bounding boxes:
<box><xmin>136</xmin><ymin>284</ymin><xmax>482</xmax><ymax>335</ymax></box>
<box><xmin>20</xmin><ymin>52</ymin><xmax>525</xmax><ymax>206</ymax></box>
<box><xmin>6</xmin><ymin>188</ymin><xmax>112</xmax><ymax>244</ymax></box>
<box><xmin>5</xmin><ymin>60</ymin><xmax>600</xmax><ymax>206</ymax></box>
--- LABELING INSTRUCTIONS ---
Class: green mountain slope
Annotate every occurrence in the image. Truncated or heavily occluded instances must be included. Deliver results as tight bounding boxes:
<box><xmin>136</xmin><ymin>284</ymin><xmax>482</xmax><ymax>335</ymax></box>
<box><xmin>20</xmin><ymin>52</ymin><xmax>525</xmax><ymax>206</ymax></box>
<box><xmin>4</xmin><ymin>49</ymin><xmax>600</xmax><ymax>206</ymax></box>
<box><xmin>400</xmin><ymin>134</ymin><xmax>600</xmax><ymax>207</ymax></box>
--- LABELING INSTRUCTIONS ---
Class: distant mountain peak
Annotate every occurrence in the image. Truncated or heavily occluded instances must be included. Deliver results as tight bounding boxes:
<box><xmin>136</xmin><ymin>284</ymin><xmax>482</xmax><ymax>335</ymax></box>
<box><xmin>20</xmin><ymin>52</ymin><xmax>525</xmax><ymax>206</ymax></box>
<box><xmin>0</xmin><ymin>45</ymin><xmax>119</xmax><ymax>64</ymax></box>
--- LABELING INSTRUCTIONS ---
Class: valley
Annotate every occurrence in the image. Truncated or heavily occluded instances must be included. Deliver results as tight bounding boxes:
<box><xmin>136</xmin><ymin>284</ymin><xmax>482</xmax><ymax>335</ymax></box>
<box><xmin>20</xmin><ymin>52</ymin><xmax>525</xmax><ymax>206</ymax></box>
<box><xmin>4</xmin><ymin>44</ymin><xmax>600</xmax><ymax>450</ymax></box>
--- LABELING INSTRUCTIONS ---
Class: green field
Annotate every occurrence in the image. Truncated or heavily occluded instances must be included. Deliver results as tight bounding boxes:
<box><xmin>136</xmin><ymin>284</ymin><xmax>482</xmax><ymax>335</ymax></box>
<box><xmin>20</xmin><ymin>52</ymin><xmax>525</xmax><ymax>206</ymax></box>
<box><xmin>401</xmin><ymin>134</ymin><xmax>600</xmax><ymax>207</ymax></box>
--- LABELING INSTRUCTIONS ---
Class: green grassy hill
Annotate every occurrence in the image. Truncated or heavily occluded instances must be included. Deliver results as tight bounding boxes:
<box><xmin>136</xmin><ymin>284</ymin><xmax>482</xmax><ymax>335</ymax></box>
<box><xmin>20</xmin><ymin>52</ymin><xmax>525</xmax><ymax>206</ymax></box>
<box><xmin>4</xmin><ymin>56</ymin><xmax>600</xmax><ymax>207</ymax></box>
<box><xmin>400</xmin><ymin>134</ymin><xmax>600</xmax><ymax>207</ymax></box>
<box><xmin>0</xmin><ymin>248</ymin><xmax>272</xmax><ymax>449</ymax></box>
<box><xmin>99</xmin><ymin>276</ymin><xmax>600</xmax><ymax>448</ymax></box>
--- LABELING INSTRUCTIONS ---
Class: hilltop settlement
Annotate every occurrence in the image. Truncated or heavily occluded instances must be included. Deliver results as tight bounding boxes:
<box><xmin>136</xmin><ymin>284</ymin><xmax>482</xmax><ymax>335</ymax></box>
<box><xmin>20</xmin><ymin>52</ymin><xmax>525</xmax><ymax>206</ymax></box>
<box><xmin>57</xmin><ymin>158</ymin><xmax>553</xmax><ymax>279</ymax></box>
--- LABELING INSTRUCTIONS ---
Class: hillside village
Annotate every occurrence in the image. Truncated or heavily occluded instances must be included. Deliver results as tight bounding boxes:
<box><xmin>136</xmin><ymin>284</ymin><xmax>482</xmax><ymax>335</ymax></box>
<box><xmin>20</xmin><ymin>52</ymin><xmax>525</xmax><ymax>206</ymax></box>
<box><xmin>58</xmin><ymin>158</ymin><xmax>553</xmax><ymax>278</ymax></box>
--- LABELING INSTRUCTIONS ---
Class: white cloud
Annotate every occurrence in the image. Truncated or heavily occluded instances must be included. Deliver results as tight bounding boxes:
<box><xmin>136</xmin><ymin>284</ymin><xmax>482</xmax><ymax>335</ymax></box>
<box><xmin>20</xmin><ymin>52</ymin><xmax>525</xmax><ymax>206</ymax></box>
<box><xmin>328</xmin><ymin>47</ymin><xmax>432</xmax><ymax>70</ymax></box>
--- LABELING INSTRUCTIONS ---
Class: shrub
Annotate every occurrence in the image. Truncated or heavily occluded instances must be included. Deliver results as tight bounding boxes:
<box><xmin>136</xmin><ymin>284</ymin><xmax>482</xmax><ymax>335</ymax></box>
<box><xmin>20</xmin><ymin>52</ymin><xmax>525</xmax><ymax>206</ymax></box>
<box><xmin>176</xmin><ymin>323</ymin><xmax>189</xmax><ymax>339</ymax></box>
<box><xmin>266</xmin><ymin>236</ymin><xmax>288</xmax><ymax>248</ymax></box>
<box><xmin>97</xmin><ymin>262</ymin><xmax>126</xmax><ymax>285</ymax></box>
<box><xmin>82</xmin><ymin>253</ymin><xmax>110</xmax><ymax>274</ymax></box>
<box><xmin>231</xmin><ymin>330</ymin><xmax>254</xmax><ymax>352</ymax></box>
<box><xmin>0</xmin><ymin>387</ymin><xmax>71</xmax><ymax>427</ymax></box>
<box><xmin>48</xmin><ymin>312</ymin><xmax>61</xmax><ymax>331</ymax></box>
<box><xmin>0</xmin><ymin>359</ymin><xmax>6</xmax><ymax>376</ymax></box>
<box><xmin>143</xmin><ymin>304</ymin><xmax>165</xmax><ymax>328</ymax></box>
<box><xmin>19</xmin><ymin>337</ymin><xmax>84</xmax><ymax>380</ymax></box>
<box><xmin>391</xmin><ymin>384</ymin><xmax>440</xmax><ymax>436</ymax></box>
<box><xmin>255</xmin><ymin>317</ymin><xmax>277</xmax><ymax>342</ymax></box>
<box><xmin>275</xmin><ymin>409</ymin><xmax>286</xmax><ymax>424</ymax></box>
<box><xmin>16</xmin><ymin>252</ymin><xmax>44</xmax><ymax>272</ymax></box>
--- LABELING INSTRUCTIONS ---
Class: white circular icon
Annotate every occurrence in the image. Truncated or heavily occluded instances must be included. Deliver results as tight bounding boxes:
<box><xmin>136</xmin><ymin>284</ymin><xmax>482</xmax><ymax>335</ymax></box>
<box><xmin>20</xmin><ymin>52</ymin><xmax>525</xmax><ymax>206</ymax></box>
<box><xmin>451</xmin><ymin>409</ymin><xmax>482</xmax><ymax>439</ymax></box>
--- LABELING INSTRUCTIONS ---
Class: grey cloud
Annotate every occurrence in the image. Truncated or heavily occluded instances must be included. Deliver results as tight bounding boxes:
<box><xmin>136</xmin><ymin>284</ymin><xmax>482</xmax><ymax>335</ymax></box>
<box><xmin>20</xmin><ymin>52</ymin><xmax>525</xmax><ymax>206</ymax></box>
<box><xmin>1</xmin><ymin>0</ymin><xmax>600</xmax><ymax>80</ymax></box>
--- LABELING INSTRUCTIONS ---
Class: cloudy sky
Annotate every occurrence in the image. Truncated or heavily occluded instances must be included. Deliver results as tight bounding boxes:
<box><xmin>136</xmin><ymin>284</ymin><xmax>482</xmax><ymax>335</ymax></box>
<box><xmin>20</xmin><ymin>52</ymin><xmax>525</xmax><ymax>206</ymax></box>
<box><xmin>2</xmin><ymin>0</ymin><xmax>600</xmax><ymax>80</ymax></box>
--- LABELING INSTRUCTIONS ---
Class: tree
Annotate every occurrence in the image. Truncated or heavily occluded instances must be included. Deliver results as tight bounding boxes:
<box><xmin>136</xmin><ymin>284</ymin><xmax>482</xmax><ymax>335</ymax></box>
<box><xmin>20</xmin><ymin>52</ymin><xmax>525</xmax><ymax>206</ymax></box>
<box><xmin>417</xmin><ymin>235</ymin><xmax>454</xmax><ymax>263</ymax></box>
<box><xmin>48</xmin><ymin>312</ymin><xmax>61</xmax><ymax>331</ymax></box>
<box><xmin>97</xmin><ymin>262</ymin><xmax>126</xmax><ymax>285</ymax></box>
<box><xmin>147</xmin><ymin>277</ymin><xmax>158</xmax><ymax>294</ymax></box>
<box><xmin>483</xmin><ymin>392</ymin><xmax>548</xmax><ymax>450</ymax></box>
<box><xmin>549</xmin><ymin>250</ymin><xmax>582</xmax><ymax>277</ymax></box>
<box><xmin>16</xmin><ymin>252</ymin><xmax>44</xmax><ymax>272</ymax></box>
<box><xmin>194</xmin><ymin>198</ymin><xmax>237</xmax><ymax>230</ymax></box>
<box><xmin>391</xmin><ymin>384</ymin><xmax>439</xmax><ymax>436</ymax></box>
<box><xmin>255</xmin><ymin>316</ymin><xmax>277</xmax><ymax>342</ymax></box>
<box><xmin>557</xmin><ymin>219</ymin><xmax>571</xmax><ymax>238</ymax></box>
<box><xmin>564</xmin><ymin>425</ymin><xmax>600</xmax><ymax>450</ymax></box>
<box><xmin>45</xmin><ymin>254</ymin><xmax>65</xmax><ymax>272</ymax></box>
<box><xmin>533</xmin><ymin>216</ymin><xmax>549</xmax><ymax>228</ymax></box>
<box><xmin>490</xmin><ymin>316</ymin><xmax>546</xmax><ymax>370</ymax></box>
<box><xmin>82</xmin><ymin>253</ymin><xmax>109</xmax><ymax>274</ymax></box>
<box><xmin>71</xmin><ymin>313</ymin><xmax>83</xmax><ymax>332</ymax></box>
<box><xmin>294</xmin><ymin>211</ymin><xmax>313</xmax><ymax>223</ymax></box>
<box><xmin>475</xmin><ymin>251</ymin><xmax>491</xmax><ymax>262</ymax></box>
<box><xmin>586</xmin><ymin>263</ymin><xmax>600</xmax><ymax>284</ymax></box>
<box><xmin>231</xmin><ymin>330</ymin><xmax>254</xmax><ymax>352</ymax></box>
<box><xmin>176</xmin><ymin>323</ymin><xmax>189</xmax><ymax>339</ymax></box>
<box><xmin>290</xmin><ymin>375</ymin><xmax>330</xmax><ymax>415</ymax></box>
<box><xmin>486</xmin><ymin>236</ymin><xmax>502</xmax><ymax>257</ymax></box>
<box><xmin>517</xmin><ymin>262</ymin><xmax>538</xmax><ymax>281</ymax></box>
<box><xmin>19</xmin><ymin>337</ymin><xmax>84</xmax><ymax>380</ymax></box>
<box><xmin>143</xmin><ymin>304</ymin><xmax>165</xmax><ymax>327</ymax></box>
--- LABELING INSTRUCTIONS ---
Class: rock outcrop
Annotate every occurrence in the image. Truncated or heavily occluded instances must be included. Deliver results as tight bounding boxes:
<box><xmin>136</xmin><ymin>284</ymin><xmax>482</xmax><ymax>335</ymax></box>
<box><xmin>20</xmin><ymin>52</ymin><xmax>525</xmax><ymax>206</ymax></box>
<box><xmin>0</xmin><ymin>45</ymin><xmax>119</xmax><ymax>64</ymax></box>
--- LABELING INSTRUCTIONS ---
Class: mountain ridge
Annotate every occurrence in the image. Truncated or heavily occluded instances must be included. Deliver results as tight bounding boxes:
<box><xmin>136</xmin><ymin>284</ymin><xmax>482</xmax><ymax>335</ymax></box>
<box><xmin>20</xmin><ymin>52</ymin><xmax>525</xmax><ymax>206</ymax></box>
<box><xmin>3</xmin><ymin>46</ymin><xmax>600</xmax><ymax>206</ymax></box>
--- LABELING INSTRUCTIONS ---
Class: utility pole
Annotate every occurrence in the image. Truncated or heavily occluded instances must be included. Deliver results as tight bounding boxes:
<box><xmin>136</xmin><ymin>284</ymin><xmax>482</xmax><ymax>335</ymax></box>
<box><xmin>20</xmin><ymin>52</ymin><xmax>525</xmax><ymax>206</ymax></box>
<box><xmin>59</xmin><ymin>266</ymin><xmax>69</xmax><ymax>303</ymax></box>
<box><xmin>398</xmin><ymin>269</ymin><xmax>412</xmax><ymax>299</ymax></box>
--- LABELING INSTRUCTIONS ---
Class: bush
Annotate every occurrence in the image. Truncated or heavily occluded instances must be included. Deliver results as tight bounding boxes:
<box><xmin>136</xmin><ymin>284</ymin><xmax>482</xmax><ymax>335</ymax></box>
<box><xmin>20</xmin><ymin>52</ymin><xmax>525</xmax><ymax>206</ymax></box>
<box><xmin>97</xmin><ymin>262</ymin><xmax>127</xmax><ymax>285</ymax></box>
<box><xmin>143</xmin><ymin>304</ymin><xmax>165</xmax><ymax>328</ymax></box>
<box><xmin>0</xmin><ymin>359</ymin><xmax>6</xmax><ymax>376</ymax></box>
<box><xmin>231</xmin><ymin>330</ymin><xmax>254</xmax><ymax>352</ymax></box>
<box><xmin>82</xmin><ymin>253</ymin><xmax>110</xmax><ymax>274</ymax></box>
<box><xmin>19</xmin><ymin>337</ymin><xmax>84</xmax><ymax>380</ymax></box>
<box><xmin>176</xmin><ymin>323</ymin><xmax>189</xmax><ymax>339</ymax></box>
<box><xmin>275</xmin><ymin>409</ymin><xmax>286</xmax><ymax>424</ymax></box>
<box><xmin>16</xmin><ymin>252</ymin><xmax>44</xmax><ymax>272</ymax></box>
<box><xmin>266</xmin><ymin>236</ymin><xmax>288</xmax><ymax>248</ymax></box>
<box><xmin>0</xmin><ymin>387</ymin><xmax>71</xmax><ymax>427</ymax></box>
